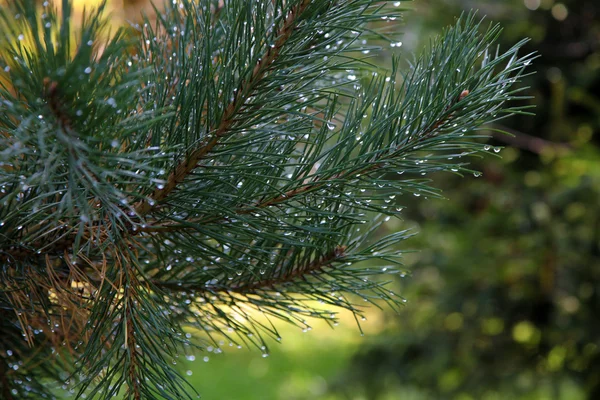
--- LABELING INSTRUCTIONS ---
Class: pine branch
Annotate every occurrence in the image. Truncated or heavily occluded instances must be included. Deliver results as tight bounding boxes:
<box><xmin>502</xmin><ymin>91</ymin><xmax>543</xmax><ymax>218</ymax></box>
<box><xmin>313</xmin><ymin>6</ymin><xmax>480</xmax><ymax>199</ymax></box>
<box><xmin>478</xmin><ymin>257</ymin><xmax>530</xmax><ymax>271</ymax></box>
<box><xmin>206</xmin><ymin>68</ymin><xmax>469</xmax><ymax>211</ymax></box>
<box><xmin>0</xmin><ymin>0</ymin><xmax>314</xmax><ymax>260</ymax></box>
<box><xmin>0</xmin><ymin>0</ymin><xmax>534</xmax><ymax>398</ymax></box>
<box><xmin>140</xmin><ymin>87</ymin><xmax>471</xmax><ymax>233</ymax></box>
<box><xmin>134</xmin><ymin>0</ymin><xmax>312</xmax><ymax>217</ymax></box>
<box><xmin>153</xmin><ymin>244</ymin><xmax>346</xmax><ymax>293</ymax></box>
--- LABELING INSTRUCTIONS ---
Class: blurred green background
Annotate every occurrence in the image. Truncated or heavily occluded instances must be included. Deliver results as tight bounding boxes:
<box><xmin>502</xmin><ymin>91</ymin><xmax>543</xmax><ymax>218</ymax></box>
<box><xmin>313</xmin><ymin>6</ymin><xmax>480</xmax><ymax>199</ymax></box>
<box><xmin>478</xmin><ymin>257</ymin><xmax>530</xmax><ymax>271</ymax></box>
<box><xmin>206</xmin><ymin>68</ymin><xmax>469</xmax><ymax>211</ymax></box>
<box><xmin>66</xmin><ymin>0</ymin><xmax>600</xmax><ymax>398</ymax></box>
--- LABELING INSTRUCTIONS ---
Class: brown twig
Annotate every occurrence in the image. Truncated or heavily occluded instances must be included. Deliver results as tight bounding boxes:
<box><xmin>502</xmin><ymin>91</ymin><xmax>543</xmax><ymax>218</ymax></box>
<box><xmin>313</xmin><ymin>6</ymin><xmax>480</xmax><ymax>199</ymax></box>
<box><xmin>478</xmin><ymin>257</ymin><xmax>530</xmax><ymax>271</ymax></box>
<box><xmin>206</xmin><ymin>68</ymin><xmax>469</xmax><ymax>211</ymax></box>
<box><xmin>152</xmin><ymin>245</ymin><xmax>346</xmax><ymax>294</ymax></box>
<box><xmin>421</xmin><ymin>89</ymin><xmax>469</xmax><ymax>139</ymax></box>
<box><xmin>43</xmin><ymin>78</ymin><xmax>73</xmax><ymax>131</ymax></box>
<box><xmin>140</xmin><ymin>90</ymin><xmax>471</xmax><ymax>233</ymax></box>
<box><xmin>134</xmin><ymin>0</ymin><xmax>312</xmax><ymax>217</ymax></box>
<box><xmin>125</xmin><ymin>296</ymin><xmax>141</xmax><ymax>400</ymax></box>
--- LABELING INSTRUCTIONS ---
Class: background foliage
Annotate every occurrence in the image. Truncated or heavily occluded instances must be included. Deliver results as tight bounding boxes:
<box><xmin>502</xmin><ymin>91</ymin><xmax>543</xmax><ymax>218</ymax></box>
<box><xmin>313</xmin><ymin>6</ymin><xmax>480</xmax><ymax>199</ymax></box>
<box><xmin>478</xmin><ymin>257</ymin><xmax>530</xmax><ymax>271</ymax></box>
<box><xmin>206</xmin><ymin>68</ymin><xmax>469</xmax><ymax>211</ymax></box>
<box><xmin>334</xmin><ymin>1</ymin><xmax>600</xmax><ymax>399</ymax></box>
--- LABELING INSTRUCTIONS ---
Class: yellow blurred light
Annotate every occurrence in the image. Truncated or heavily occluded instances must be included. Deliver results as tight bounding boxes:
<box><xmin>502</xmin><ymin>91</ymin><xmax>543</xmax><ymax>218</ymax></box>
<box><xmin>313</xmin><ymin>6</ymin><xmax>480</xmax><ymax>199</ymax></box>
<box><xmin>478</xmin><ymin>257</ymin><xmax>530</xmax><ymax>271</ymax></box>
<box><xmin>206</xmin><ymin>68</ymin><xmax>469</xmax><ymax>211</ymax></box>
<box><xmin>540</xmin><ymin>145</ymin><xmax>556</xmax><ymax>164</ymax></box>
<box><xmin>500</xmin><ymin>147</ymin><xmax>519</xmax><ymax>164</ymax></box>
<box><xmin>438</xmin><ymin>368</ymin><xmax>463</xmax><ymax>392</ymax></box>
<box><xmin>531</xmin><ymin>201</ymin><xmax>551</xmax><ymax>223</ymax></box>
<box><xmin>512</xmin><ymin>321</ymin><xmax>540</xmax><ymax>345</ymax></box>
<box><xmin>524</xmin><ymin>0</ymin><xmax>541</xmax><ymax>11</ymax></box>
<box><xmin>559</xmin><ymin>295</ymin><xmax>580</xmax><ymax>314</ymax></box>
<box><xmin>444</xmin><ymin>312</ymin><xmax>464</xmax><ymax>331</ymax></box>
<box><xmin>547</xmin><ymin>346</ymin><xmax>567</xmax><ymax>371</ymax></box>
<box><xmin>551</xmin><ymin>3</ymin><xmax>568</xmax><ymax>21</ymax></box>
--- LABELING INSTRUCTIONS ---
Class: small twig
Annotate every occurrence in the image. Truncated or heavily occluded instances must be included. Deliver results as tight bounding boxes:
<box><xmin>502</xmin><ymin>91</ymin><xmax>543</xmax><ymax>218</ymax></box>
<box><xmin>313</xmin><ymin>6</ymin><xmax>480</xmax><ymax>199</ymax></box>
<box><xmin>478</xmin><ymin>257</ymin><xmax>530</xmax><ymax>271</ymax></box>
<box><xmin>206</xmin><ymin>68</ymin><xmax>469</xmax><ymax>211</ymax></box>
<box><xmin>42</xmin><ymin>78</ymin><xmax>73</xmax><ymax>131</ymax></box>
<box><xmin>421</xmin><ymin>89</ymin><xmax>469</xmax><ymax>139</ymax></box>
<box><xmin>125</xmin><ymin>298</ymin><xmax>141</xmax><ymax>400</ymax></box>
<box><xmin>141</xmin><ymin>89</ymin><xmax>472</xmax><ymax>233</ymax></box>
<box><xmin>152</xmin><ymin>245</ymin><xmax>346</xmax><ymax>294</ymax></box>
<box><xmin>134</xmin><ymin>0</ymin><xmax>312</xmax><ymax>217</ymax></box>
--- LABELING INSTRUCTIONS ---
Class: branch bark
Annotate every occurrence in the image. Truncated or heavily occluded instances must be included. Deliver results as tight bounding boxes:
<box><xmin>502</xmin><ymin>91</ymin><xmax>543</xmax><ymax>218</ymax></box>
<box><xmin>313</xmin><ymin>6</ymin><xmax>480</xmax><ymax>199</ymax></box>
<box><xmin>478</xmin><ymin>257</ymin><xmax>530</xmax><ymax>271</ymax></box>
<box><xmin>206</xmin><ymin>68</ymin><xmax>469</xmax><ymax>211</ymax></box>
<box><xmin>152</xmin><ymin>245</ymin><xmax>346</xmax><ymax>294</ymax></box>
<box><xmin>140</xmin><ymin>90</ymin><xmax>471</xmax><ymax>233</ymax></box>
<box><xmin>134</xmin><ymin>0</ymin><xmax>312</xmax><ymax>217</ymax></box>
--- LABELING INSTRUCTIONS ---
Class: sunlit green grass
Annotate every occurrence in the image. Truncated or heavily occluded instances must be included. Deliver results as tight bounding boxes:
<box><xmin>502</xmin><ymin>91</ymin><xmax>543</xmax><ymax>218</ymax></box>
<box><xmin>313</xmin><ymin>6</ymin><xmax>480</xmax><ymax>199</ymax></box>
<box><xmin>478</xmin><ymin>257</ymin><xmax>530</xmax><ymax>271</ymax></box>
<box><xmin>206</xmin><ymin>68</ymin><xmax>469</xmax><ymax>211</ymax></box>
<box><xmin>182</xmin><ymin>310</ymin><xmax>385</xmax><ymax>400</ymax></box>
